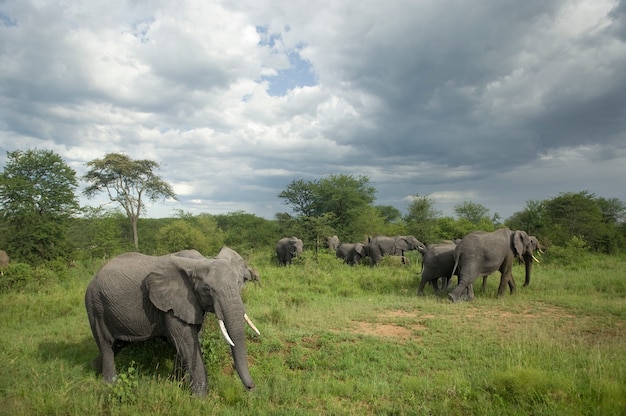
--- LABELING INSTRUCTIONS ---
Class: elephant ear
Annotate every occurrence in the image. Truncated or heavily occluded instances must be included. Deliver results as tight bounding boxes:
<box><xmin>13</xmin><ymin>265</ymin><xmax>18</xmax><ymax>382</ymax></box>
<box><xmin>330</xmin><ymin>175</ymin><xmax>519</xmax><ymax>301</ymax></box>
<box><xmin>512</xmin><ymin>231</ymin><xmax>529</xmax><ymax>261</ymax></box>
<box><xmin>392</xmin><ymin>237</ymin><xmax>407</xmax><ymax>253</ymax></box>
<box><xmin>145</xmin><ymin>262</ymin><xmax>204</xmax><ymax>325</ymax></box>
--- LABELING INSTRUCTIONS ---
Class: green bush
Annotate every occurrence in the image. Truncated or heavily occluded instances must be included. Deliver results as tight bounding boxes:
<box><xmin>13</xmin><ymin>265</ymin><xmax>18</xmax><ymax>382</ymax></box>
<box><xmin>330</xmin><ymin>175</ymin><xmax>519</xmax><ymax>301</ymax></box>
<box><xmin>0</xmin><ymin>263</ymin><xmax>33</xmax><ymax>293</ymax></box>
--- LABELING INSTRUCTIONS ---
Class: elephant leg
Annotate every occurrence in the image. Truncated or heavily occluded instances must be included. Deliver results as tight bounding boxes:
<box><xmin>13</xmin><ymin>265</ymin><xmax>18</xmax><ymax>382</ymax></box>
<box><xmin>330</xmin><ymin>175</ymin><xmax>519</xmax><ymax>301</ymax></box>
<box><xmin>449</xmin><ymin>274</ymin><xmax>475</xmax><ymax>303</ymax></box>
<box><xmin>166</xmin><ymin>319</ymin><xmax>207</xmax><ymax>396</ymax></box>
<box><xmin>101</xmin><ymin>346</ymin><xmax>117</xmax><ymax>382</ymax></box>
<box><xmin>90</xmin><ymin>319</ymin><xmax>117</xmax><ymax>382</ymax></box>
<box><xmin>417</xmin><ymin>273</ymin><xmax>432</xmax><ymax>295</ymax></box>
<box><xmin>507</xmin><ymin>274</ymin><xmax>517</xmax><ymax>294</ymax></box>
<box><xmin>481</xmin><ymin>276</ymin><xmax>488</xmax><ymax>293</ymax></box>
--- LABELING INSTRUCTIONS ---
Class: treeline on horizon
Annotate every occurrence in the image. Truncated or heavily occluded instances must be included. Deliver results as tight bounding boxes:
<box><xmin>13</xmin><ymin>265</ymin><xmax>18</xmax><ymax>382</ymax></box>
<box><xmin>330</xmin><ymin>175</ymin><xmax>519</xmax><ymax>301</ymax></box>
<box><xmin>1</xmin><ymin>149</ymin><xmax>625</xmax><ymax>268</ymax></box>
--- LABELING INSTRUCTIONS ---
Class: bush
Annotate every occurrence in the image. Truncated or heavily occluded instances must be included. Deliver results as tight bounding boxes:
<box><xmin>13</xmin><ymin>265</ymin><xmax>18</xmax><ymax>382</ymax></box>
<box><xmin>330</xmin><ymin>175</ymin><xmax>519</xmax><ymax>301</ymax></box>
<box><xmin>0</xmin><ymin>263</ymin><xmax>34</xmax><ymax>293</ymax></box>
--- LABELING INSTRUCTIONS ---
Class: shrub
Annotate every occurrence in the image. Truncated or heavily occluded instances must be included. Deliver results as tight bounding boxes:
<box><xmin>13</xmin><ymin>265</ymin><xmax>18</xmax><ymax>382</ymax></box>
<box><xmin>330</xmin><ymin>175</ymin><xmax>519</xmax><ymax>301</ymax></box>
<box><xmin>0</xmin><ymin>263</ymin><xmax>33</xmax><ymax>293</ymax></box>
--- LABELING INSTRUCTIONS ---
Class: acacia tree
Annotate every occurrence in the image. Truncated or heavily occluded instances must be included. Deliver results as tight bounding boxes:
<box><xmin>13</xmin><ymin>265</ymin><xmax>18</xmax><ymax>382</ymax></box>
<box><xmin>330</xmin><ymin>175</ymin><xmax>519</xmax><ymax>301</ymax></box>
<box><xmin>0</xmin><ymin>149</ymin><xmax>80</xmax><ymax>263</ymax></box>
<box><xmin>82</xmin><ymin>153</ymin><xmax>176</xmax><ymax>250</ymax></box>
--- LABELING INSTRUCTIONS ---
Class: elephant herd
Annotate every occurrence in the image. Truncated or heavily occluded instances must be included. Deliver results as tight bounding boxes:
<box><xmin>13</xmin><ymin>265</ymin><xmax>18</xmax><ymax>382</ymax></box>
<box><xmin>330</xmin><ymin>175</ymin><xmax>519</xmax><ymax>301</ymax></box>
<box><xmin>416</xmin><ymin>228</ymin><xmax>543</xmax><ymax>302</ymax></box>
<box><xmin>84</xmin><ymin>228</ymin><xmax>542</xmax><ymax>397</ymax></box>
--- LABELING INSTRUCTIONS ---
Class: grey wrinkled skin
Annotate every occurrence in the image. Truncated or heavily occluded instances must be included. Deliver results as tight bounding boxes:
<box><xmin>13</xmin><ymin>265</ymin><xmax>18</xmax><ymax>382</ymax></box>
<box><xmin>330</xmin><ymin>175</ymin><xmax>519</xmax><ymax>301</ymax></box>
<box><xmin>417</xmin><ymin>243</ymin><xmax>458</xmax><ymax>295</ymax></box>
<box><xmin>172</xmin><ymin>247</ymin><xmax>261</xmax><ymax>287</ymax></box>
<box><xmin>84</xmin><ymin>252</ymin><xmax>255</xmax><ymax>396</ymax></box>
<box><xmin>276</xmin><ymin>237</ymin><xmax>303</xmax><ymax>266</ymax></box>
<box><xmin>448</xmin><ymin>228</ymin><xmax>543</xmax><ymax>303</ymax></box>
<box><xmin>368</xmin><ymin>235</ymin><xmax>426</xmax><ymax>267</ymax></box>
<box><xmin>335</xmin><ymin>242</ymin><xmax>368</xmax><ymax>265</ymax></box>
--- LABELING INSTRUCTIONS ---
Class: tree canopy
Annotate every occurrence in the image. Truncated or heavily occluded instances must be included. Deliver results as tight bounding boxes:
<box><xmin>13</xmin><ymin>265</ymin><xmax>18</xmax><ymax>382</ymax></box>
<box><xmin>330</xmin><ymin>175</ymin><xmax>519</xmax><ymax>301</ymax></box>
<box><xmin>0</xmin><ymin>149</ymin><xmax>80</xmax><ymax>263</ymax></box>
<box><xmin>278</xmin><ymin>174</ymin><xmax>377</xmax><ymax>241</ymax></box>
<box><xmin>82</xmin><ymin>153</ymin><xmax>176</xmax><ymax>250</ymax></box>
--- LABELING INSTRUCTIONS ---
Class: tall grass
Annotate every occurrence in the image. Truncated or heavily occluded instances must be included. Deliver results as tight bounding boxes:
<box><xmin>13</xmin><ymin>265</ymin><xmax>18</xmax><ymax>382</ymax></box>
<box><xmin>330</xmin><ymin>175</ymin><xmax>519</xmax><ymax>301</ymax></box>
<box><xmin>1</xmin><ymin>250</ymin><xmax>624</xmax><ymax>415</ymax></box>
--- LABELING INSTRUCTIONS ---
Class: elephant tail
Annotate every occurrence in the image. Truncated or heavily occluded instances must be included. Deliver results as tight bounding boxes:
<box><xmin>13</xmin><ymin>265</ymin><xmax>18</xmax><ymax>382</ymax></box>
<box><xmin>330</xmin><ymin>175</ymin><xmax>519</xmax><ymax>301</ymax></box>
<box><xmin>450</xmin><ymin>252</ymin><xmax>460</xmax><ymax>282</ymax></box>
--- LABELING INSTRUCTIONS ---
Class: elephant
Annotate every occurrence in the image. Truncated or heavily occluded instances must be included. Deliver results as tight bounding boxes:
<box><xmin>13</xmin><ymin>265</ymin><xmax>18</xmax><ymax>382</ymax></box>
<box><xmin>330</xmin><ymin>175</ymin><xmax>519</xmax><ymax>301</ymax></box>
<box><xmin>324</xmin><ymin>235</ymin><xmax>340</xmax><ymax>251</ymax></box>
<box><xmin>276</xmin><ymin>237</ymin><xmax>303</xmax><ymax>266</ymax></box>
<box><xmin>335</xmin><ymin>242</ymin><xmax>368</xmax><ymax>265</ymax></box>
<box><xmin>417</xmin><ymin>242</ymin><xmax>459</xmax><ymax>295</ymax></box>
<box><xmin>448</xmin><ymin>228</ymin><xmax>543</xmax><ymax>303</ymax></box>
<box><xmin>416</xmin><ymin>240</ymin><xmax>484</xmax><ymax>295</ymax></box>
<box><xmin>367</xmin><ymin>235</ymin><xmax>426</xmax><ymax>267</ymax></box>
<box><xmin>173</xmin><ymin>247</ymin><xmax>261</xmax><ymax>287</ymax></box>
<box><xmin>84</xmin><ymin>252</ymin><xmax>259</xmax><ymax>396</ymax></box>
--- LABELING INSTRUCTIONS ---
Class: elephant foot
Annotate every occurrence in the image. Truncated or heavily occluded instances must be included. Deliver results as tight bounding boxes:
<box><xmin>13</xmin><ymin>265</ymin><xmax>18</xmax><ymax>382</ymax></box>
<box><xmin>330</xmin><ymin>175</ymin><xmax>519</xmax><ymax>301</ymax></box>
<box><xmin>448</xmin><ymin>293</ymin><xmax>460</xmax><ymax>303</ymax></box>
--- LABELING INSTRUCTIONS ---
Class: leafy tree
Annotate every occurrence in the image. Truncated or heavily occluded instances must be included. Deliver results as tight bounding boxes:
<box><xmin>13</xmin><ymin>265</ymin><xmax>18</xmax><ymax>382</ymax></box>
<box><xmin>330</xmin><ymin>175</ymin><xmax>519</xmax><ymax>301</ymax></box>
<box><xmin>0</xmin><ymin>149</ymin><xmax>80</xmax><ymax>264</ymax></box>
<box><xmin>543</xmin><ymin>191</ymin><xmax>603</xmax><ymax>248</ymax></box>
<box><xmin>155</xmin><ymin>220</ymin><xmax>207</xmax><ymax>254</ymax></box>
<box><xmin>433</xmin><ymin>217</ymin><xmax>478</xmax><ymax>241</ymax></box>
<box><xmin>215</xmin><ymin>211</ymin><xmax>278</xmax><ymax>252</ymax></box>
<box><xmin>375</xmin><ymin>205</ymin><xmax>402</xmax><ymax>223</ymax></box>
<box><xmin>404</xmin><ymin>194</ymin><xmax>441</xmax><ymax>244</ymax></box>
<box><xmin>278</xmin><ymin>174</ymin><xmax>378</xmax><ymax>240</ymax></box>
<box><xmin>155</xmin><ymin>214</ymin><xmax>224</xmax><ymax>255</ymax></box>
<box><xmin>82</xmin><ymin>153</ymin><xmax>177</xmax><ymax>250</ymax></box>
<box><xmin>454</xmin><ymin>201</ymin><xmax>491</xmax><ymax>225</ymax></box>
<box><xmin>277</xmin><ymin>179</ymin><xmax>317</xmax><ymax>217</ymax></box>
<box><xmin>506</xmin><ymin>200</ymin><xmax>548</xmax><ymax>237</ymax></box>
<box><xmin>314</xmin><ymin>174</ymin><xmax>376</xmax><ymax>230</ymax></box>
<box><xmin>71</xmin><ymin>207</ymin><xmax>123</xmax><ymax>261</ymax></box>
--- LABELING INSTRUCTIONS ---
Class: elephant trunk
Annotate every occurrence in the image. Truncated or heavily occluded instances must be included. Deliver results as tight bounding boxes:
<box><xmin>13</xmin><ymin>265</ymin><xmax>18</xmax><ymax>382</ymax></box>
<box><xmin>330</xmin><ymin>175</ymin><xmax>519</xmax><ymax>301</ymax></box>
<box><xmin>218</xmin><ymin>292</ymin><xmax>255</xmax><ymax>390</ymax></box>
<box><xmin>523</xmin><ymin>255</ymin><xmax>533</xmax><ymax>287</ymax></box>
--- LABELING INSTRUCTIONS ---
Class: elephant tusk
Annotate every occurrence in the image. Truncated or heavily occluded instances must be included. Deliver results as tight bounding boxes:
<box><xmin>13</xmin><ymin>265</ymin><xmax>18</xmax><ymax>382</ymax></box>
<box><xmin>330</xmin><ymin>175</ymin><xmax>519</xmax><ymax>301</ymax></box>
<box><xmin>532</xmin><ymin>254</ymin><xmax>540</xmax><ymax>264</ymax></box>
<box><xmin>244</xmin><ymin>313</ymin><xmax>261</xmax><ymax>336</ymax></box>
<box><xmin>218</xmin><ymin>320</ymin><xmax>235</xmax><ymax>347</ymax></box>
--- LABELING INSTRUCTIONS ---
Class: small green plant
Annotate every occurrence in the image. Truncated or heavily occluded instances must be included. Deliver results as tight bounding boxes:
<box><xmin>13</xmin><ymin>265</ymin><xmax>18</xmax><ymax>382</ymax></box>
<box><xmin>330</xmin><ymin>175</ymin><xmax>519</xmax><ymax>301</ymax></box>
<box><xmin>106</xmin><ymin>361</ymin><xmax>139</xmax><ymax>405</ymax></box>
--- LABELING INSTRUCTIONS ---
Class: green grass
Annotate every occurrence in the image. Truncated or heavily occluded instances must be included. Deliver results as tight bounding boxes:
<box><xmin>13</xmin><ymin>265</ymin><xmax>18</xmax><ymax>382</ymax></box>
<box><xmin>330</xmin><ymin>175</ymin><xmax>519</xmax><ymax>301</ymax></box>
<box><xmin>1</xmin><ymin>251</ymin><xmax>625</xmax><ymax>415</ymax></box>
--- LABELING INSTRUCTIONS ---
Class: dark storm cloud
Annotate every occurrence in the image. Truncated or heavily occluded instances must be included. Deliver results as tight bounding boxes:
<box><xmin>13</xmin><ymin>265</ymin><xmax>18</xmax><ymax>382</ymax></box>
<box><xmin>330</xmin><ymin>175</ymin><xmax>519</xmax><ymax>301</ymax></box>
<box><xmin>1</xmin><ymin>0</ymin><xmax>625</xmax><ymax>220</ymax></box>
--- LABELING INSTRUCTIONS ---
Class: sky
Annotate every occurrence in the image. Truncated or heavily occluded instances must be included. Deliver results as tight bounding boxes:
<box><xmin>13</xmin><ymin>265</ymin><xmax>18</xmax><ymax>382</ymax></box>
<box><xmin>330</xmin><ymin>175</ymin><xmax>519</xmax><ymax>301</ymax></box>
<box><xmin>1</xmin><ymin>0</ymin><xmax>625</xmax><ymax>221</ymax></box>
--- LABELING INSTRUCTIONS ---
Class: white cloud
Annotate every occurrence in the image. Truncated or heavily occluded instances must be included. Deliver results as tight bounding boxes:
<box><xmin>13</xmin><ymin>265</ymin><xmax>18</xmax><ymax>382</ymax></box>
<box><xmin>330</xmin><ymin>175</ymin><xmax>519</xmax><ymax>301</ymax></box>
<box><xmin>1</xmin><ymin>0</ymin><xmax>625</xmax><ymax>222</ymax></box>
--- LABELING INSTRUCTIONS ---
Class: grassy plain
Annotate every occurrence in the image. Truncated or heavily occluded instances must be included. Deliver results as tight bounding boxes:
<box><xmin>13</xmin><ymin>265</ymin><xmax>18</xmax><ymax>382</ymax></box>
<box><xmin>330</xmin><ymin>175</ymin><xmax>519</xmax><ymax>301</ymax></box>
<box><xmin>1</xmin><ymin>249</ymin><xmax>625</xmax><ymax>415</ymax></box>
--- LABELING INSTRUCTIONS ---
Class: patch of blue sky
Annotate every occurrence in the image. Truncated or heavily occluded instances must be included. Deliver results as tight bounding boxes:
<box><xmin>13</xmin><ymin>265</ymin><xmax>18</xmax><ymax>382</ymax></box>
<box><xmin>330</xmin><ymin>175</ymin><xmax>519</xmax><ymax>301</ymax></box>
<box><xmin>256</xmin><ymin>25</ymin><xmax>317</xmax><ymax>96</ymax></box>
<box><xmin>263</xmin><ymin>50</ymin><xmax>317</xmax><ymax>96</ymax></box>
<box><xmin>1</xmin><ymin>12</ymin><xmax>17</xmax><ymax>27</ymax></box>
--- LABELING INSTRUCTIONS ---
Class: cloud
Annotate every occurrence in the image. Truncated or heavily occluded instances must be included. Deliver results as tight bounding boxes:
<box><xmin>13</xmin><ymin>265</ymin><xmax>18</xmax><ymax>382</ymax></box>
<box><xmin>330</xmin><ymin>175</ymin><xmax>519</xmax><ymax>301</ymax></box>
<box><xmin>1</xmin><ymin>0</ymin><xmax>625</xmax><ymax>222</ymax></box>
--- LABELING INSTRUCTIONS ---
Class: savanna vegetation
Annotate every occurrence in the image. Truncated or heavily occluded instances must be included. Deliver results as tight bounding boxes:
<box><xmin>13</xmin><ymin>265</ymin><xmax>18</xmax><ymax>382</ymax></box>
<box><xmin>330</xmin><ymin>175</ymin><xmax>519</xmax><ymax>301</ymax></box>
<box><xmin>1</xmin><ymin>149</ymin><xmax>625</xmax><ymax>415</ymax></box>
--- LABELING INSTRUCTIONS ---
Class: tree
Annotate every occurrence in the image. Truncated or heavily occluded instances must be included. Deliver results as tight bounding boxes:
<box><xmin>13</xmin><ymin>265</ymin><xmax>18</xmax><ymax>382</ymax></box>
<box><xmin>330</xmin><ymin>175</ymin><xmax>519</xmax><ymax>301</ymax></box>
<box><xmin>375</xmin><ymin>205</ymin><xmax>402</xmax><ymax>223</ymax></box>
<box><xmin>71</xmin><ymin>207</ymin><xmax>123</xmax><ymax>261</ymax></box>
<box><xmin>83</xmin><ymin>153</ymin><xmax>177</xmax><ymax>250</ymax></box>
<box><xmin>214</xmin><ymin>211</ymin><xmax>278</xmax><ymax>252</ymax></box>
<box><xmin>277</xmin><ymin>179</ymin><xmax>317</xmax><ymax>217</ymax></box>
<box><xmin>454</xmin><ymin>201</ymin><xmax>491</xmax><ymax>225</ymax></box>
<box><xmin>506</xmin><ymin>200</ymin><xmax>548</xmax><ymax>237</ymax></box>
<box><xmin>0</xmin><ymin>149</ymin><xmax>80</xmax><ymax>263</ymax></box>
<box><xmin>543</xmin><ymin>191</ymin><xmax>603</xmax><ymax>247</ymax></box>
<box><xmin>278</xmin><ymin>174</ymin><xmax>378</xmax><ymax>239</ymax></box>
<box><xmin>404</xmin><ymin>194</ymin><xmax>441</xmax><ymax>243</ymax></box>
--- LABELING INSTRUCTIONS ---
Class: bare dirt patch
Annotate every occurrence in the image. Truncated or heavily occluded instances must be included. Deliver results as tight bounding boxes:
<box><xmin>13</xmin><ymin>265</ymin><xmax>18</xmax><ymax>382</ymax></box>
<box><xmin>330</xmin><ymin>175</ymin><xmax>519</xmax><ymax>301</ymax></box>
<box><xmin>345</xmin><ymin>309</ymin><xmax>427</xmax><ymax>341</ymax></box>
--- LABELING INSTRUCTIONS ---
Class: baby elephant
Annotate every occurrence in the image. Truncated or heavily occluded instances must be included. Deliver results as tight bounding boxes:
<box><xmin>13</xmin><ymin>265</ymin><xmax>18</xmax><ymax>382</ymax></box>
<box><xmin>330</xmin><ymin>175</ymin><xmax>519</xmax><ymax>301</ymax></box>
<box><xmin>417</xmin><ymin>243</ymin><xmax>458</xmax><ymax>295</ymax></box>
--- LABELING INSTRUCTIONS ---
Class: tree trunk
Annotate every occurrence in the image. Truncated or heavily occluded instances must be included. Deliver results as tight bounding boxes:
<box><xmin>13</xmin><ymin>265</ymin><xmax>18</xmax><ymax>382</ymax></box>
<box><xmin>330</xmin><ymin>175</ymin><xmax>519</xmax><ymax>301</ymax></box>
<box><xmin>131</xmin><ymin>216</ymin><xmax>139</xmax><ymax>250</ymax></box>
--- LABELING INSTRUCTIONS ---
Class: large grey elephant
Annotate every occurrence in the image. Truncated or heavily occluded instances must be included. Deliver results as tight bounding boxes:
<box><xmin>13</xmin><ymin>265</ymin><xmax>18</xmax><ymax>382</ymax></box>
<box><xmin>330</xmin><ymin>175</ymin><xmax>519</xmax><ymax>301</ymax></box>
<box><xmin>324</xmin><ymin>235</ymin><xmax>340</xmax><ymax>251</ymax></box>
<box><xmin>85</xmin><ymin>252</ymin><xmax>258</xmax><ymax>396</ymax></box>
<box><xmin>335</xmin><ymin>242</ymin><xmax>368</xmax><ymax>265</ymax></box>
<box><xmin>448</xmin><ymin>228</ymin><xmax>542</xmax><ymax>303</ymax></box>
<box><xmin>367</xmin><ymin>235</ymin><xmax>426</xmax><ymax>267</ymax></box>
<box><xmin>276</xmin><ymin>237</ymin><xmax>303</xmax><ymax>266</ymax></box>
